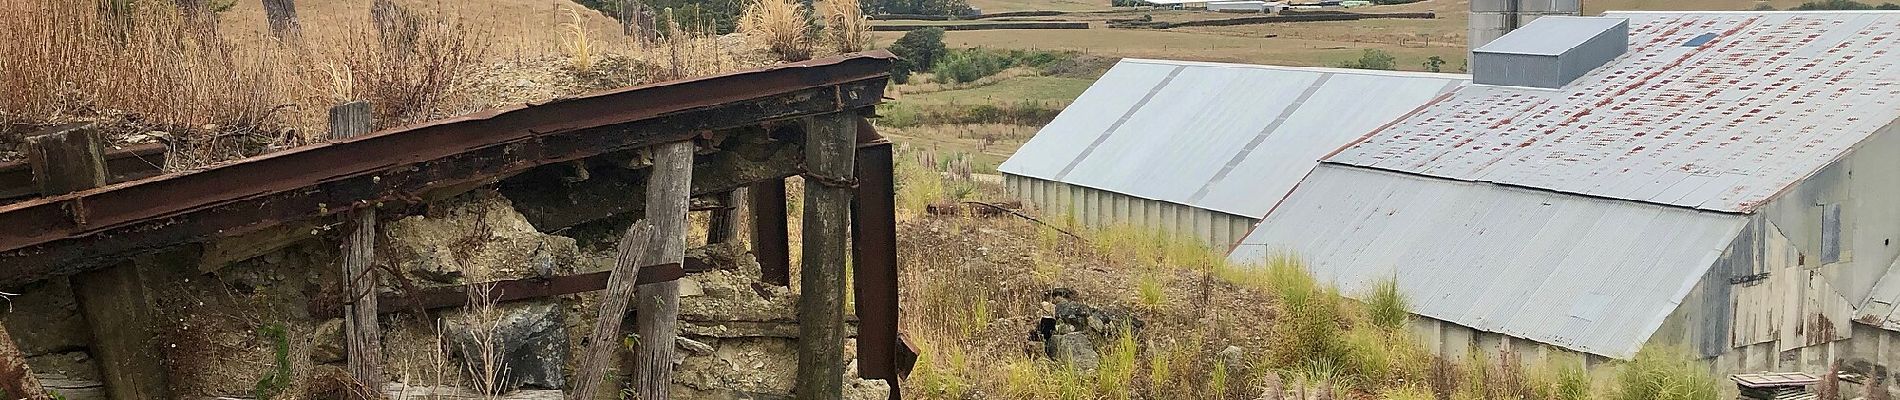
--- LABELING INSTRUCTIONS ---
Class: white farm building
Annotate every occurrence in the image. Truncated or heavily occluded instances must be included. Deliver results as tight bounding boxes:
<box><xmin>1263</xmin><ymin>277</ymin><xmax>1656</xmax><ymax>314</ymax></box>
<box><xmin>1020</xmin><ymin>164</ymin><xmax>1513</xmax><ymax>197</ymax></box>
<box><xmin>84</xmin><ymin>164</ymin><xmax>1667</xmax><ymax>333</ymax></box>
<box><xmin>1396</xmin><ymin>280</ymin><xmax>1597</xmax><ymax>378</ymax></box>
<box><xmin>1000</xmin><ymin>9</ymin><xmax>1900</xmax><ymax>388</ymax></box>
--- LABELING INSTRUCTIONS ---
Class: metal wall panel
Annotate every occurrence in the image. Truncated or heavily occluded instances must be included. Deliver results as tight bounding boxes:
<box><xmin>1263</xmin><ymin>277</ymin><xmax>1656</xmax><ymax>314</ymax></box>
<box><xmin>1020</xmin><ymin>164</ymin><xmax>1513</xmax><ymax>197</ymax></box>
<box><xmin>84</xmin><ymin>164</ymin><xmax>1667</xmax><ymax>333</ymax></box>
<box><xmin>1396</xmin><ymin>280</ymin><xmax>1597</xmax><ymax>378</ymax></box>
<box><xmin>1008</xmin><ymin>174</ymin><xmax>1258</xmax><ymax>249</ymax></box>
<box><xmin>1472</xmin><ymin>17</ymin><xmax>1627</xmax><ymax>88</ymax></box>
<box><xmin>1230</xmin><ymin>165</ymin><xmax>1747</xmax><ymax>359</ymax></box>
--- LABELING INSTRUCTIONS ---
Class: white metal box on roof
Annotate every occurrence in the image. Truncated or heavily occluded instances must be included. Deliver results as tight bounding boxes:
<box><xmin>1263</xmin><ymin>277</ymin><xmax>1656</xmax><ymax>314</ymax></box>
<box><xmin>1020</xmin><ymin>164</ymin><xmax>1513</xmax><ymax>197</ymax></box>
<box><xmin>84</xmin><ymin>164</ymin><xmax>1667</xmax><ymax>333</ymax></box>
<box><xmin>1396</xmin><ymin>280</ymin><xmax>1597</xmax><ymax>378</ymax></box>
<box><xmin>1231</xmin><ymin>165</ymin><xmax>1747</xmax><ymax>358</ymax></box>
<box><xmin>1472</xmin><ymin>16</ymin><xmax>1629</xmax><ymax>88</ymax></box>
<box><xmin>998</xmin><ymin>59</ymin><xmax>1467</xmax><ymax>246</ymax></box>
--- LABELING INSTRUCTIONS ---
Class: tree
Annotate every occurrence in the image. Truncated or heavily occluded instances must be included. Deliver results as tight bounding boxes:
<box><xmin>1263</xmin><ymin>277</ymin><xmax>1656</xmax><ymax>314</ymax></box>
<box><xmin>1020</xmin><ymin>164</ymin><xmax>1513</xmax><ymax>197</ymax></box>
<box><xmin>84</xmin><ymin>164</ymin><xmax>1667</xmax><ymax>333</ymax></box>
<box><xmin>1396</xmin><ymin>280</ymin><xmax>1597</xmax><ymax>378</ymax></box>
<box><xmin>888</xmin><ymin>27</ymin><xmax>946</xmax><ymax>84</ymax></box>
<box><xmin>1337</xmin><ymin>49</ymin><xmax>1396</xmax><ymax>71</ymax></box>
<box><xmin>862</xmin><ymin>0</ymin><xmax>974</xmax><ymax>16</ymax></box>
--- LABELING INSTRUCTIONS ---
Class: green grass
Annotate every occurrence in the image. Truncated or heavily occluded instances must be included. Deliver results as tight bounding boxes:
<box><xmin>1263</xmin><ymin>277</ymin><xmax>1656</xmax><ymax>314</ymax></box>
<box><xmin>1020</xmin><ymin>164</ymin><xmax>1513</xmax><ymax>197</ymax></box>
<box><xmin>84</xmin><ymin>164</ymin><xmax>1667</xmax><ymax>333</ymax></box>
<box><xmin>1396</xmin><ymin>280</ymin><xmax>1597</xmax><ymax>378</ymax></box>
<box><xmin>898</xmin><ymin>75</ymin><xmax>1093</xmax><ymax>105</ymax></box>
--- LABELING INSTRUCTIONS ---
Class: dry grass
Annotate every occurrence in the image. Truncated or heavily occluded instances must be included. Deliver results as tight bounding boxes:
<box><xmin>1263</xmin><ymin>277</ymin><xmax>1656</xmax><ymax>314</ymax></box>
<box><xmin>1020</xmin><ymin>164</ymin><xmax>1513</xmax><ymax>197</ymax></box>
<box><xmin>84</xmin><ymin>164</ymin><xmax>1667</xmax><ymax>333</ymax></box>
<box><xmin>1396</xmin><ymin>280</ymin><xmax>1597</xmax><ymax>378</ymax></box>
<box><xmin>741</xmin><ymin>0</ymin><xmax>814</xmax><ymax>62</ymax></box>
<box><xmin>823</xmin><ymin>0</ymin><xmax>873</xmax><ymax>53</ymax></box>
<box><xmin>559</xmin><ymin>7</ymin><xmax>601</xmax><ymax>72</ymax></box>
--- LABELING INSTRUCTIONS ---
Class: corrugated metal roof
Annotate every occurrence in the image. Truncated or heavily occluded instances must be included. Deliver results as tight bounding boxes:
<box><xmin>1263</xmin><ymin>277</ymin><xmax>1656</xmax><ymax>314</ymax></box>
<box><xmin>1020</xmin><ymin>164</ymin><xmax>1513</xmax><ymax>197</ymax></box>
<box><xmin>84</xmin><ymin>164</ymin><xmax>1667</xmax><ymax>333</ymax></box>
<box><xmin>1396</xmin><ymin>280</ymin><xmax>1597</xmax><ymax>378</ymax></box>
<box><xmin>1475</xmin><ymin>16</ymin><xmax>1629</xmax><ymax>56</ymax></box>
<box><xmin>1327</xmin><ymin>12</ymin><xmax>1900</xmax><ymax>213</ymax></box>
<box><xmin>1229</xmin><ymin>165</ymin><xmax>1747</xmax><ymax>359</ymax></box>
<box><xmin>997</xmin><ymin>59</ymin><xmax>1467</xmax><ymax>217</ymax></box>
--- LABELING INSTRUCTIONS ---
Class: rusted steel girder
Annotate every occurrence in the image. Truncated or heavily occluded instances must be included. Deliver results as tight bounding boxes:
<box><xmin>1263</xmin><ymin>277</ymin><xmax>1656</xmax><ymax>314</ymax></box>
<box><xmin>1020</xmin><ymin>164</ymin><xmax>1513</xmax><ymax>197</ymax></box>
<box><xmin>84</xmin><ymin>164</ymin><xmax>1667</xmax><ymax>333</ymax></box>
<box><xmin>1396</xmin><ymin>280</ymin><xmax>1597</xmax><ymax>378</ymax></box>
<box><xmin>852</xmin><ymin>136</ymin><xmax>901</xmax><ymax>383</ymax></box>
<box><xmin>0</xmin><ymin>52</ymin><xmax>893</xmax><ymax>286</ymax></box>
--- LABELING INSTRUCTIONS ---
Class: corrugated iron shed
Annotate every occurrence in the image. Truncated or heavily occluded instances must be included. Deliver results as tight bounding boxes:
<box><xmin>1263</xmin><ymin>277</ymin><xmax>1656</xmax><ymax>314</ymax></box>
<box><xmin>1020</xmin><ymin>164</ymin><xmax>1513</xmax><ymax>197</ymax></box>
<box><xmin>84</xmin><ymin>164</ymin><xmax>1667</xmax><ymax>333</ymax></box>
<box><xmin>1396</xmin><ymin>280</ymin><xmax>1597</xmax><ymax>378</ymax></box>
<box><xmin>1327</xmin><ymin>12</ymin><xmax>1900</xmax><ymax>213</ymax></box>
<box><xmin>997</xmin><ymin>59</ymin><xmax>1466</xmax><ymax>218</ymax></box>
<box><xmin>1230</xmin><ymin>165</ymin><xmax>1747</xmax><ymax>358</ymax></box>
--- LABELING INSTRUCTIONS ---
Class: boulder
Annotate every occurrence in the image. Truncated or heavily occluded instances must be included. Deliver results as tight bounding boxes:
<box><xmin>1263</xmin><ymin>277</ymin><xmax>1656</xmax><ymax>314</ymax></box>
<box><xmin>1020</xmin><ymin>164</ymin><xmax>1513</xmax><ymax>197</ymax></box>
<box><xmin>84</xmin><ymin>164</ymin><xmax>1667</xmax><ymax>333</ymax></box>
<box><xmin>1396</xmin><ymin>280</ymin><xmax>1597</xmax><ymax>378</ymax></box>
<box><xmin>446</xmin><ymin>301</ymin><xmax>570</xmax><ymax>392</ymax></box>
<box><xmin>1050</xmin><ymin>332</ymin><xmax>1100</xmax><ymax>371</ymax></box>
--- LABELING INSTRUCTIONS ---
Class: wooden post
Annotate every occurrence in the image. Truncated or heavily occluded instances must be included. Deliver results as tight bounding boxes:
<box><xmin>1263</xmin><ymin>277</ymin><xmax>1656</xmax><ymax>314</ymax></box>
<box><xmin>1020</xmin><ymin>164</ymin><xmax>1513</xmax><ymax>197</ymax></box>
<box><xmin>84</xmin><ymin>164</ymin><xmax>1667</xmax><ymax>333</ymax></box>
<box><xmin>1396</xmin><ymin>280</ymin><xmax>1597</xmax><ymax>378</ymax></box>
<box><xmin>25</xmin><ymin>124</ymin><xmax>107</xmax><ymax>196</ymax></box>
<box><xmin>635</xmin><ymin>141</ymin><xmax>694</xmax><ymax>400</ymax></box>
<box><xmin>752</xmin><ymin>179</ymin><xmax>791</xmax><ymax>286</ymax></box>
<box><xmin>796</xmin><ymin>112</ymin><xmax>857</xmax><ymax>400</ymax></box>
<box><xmin>261</xmin><ymin>0</ymin><xmax>300</xmax><ymax>39</ymax></box>
<box><xmin>707</xmin><ymin>191</ymin><xmax>740</xmax><ymax>244</ymax></box>
<box><xmin>41</xmin><ymin>124</ymin><xmax>172</xmax><ymax>399</ymax></box>
<box><xmin>331</xmin><ymin>101</ymin><xmax>385</xmax><ymax>396</ymax></box>
<box><xmin>568</xmin><ymin>221</ymin><xmax>654</xmax><ymax>400</ymax></box>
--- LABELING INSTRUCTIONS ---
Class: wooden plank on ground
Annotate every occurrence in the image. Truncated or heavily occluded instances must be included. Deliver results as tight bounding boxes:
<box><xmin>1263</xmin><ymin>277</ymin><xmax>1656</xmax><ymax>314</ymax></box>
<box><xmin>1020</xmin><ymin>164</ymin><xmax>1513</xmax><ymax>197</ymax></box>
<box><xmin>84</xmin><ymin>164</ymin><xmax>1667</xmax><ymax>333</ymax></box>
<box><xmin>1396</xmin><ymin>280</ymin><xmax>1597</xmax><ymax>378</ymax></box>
<box><xmin>568</xmin><ymin>221</ymin><xmax>654</xmax><ymax>400</ymax></box>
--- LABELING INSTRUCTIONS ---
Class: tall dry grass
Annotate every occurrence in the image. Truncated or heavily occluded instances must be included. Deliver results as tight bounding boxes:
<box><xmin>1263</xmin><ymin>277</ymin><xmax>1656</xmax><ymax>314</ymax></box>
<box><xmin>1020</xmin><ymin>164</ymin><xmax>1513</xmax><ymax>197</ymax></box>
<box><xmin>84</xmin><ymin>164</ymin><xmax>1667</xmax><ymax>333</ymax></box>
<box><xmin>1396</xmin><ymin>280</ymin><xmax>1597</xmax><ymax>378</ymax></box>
<box><xmin>740</xmin><ymin>0</ymin><xmax>813</xmax><ymax>62</ymax></box>
<box><xmin>822</xmin><ymin>0</ymin><xmax>871</xmax><ymax>53</ymax></box>
<box><xmin>0</xmin><ymin>0</ymin><xmax>305</xmax><ymax>162</ymax></box>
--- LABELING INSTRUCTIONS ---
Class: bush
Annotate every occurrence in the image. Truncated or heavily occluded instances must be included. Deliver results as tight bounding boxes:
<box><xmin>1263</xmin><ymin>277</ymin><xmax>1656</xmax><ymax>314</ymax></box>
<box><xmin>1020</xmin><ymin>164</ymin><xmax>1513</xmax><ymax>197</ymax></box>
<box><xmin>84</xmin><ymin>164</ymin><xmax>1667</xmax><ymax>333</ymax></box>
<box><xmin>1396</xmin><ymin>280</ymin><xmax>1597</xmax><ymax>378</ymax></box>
<box><xmin>863</xmin><ymin>0</ymin><xmax>975</xmax><ymax>16</ymax></box>
<box><xmin>1611</xmin><ymin>346</ymin><xmax>1719</xmax><ymax>400</ymax></box>
<box><xmin>889</xmin><ymin>27</ymin><xmax>947</xmax><ymax>83</ymax></box>
<box><xmin>1337</xmin><ymin>49</ymin><xmax>1397</xmax><ymax>70</ymax></box>
<box><xmin>932</xmin><ymin>49</ymin><xmax>1010</xmax><ymax>84</ymax></box>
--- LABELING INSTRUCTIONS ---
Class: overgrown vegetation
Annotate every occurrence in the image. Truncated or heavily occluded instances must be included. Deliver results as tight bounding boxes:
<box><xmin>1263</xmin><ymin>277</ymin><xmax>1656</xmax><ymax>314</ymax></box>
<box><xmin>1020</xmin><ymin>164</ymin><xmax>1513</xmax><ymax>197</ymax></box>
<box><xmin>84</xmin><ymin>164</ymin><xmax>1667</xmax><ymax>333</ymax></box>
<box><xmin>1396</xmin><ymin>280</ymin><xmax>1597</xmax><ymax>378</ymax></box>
<box><xmin>252</xmin><ymin>323</ymin><xmax>293</xmax><ymax>400</ymax></box>
<box><xmin>893</xmin><ymin>166</ymin><xmax>1731</xmax><ymax>399</ymax></box>
<box><xmin>890</xmin><ymin>28</ymin><xmax>949</xmax><ymax>84</ymax></box>
<box><xmin>862</xmin><ymin>0</ymin><xmax>977</xmax><ymax>17</ymax></box>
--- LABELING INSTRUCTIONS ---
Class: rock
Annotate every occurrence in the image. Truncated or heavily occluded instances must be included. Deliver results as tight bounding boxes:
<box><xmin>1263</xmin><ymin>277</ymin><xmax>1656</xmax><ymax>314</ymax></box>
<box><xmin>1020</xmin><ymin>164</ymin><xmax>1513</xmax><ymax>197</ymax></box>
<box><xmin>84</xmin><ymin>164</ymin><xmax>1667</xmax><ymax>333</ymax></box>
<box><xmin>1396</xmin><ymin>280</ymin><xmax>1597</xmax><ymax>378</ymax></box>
<box><xmin>678</xmin><ymin>337</ymin><xmax>716</xmax><ymax>355</ymax></box>
<box><xmin>310</xmin><ymin>318</ymin><xmax>345</xmax><ymax>364</ymax></box>
<box><xmin>26</xmin><ymin>351</ymin><xmax>101</xmax><ymax>382</ymax></box>
<box><xmin>447</xmin><ymin>301</ymin><xmax>570</xmax><ymax>391</ymax></box>
<box><xmin>1219</xmin><ymin>345</ymin><xmax>1245</xmax><ymax>367</ymax></box>
<box><xmin>1055</xmin><ymin>299</ymin><xmax>1144</xmax><ymax>337</ymax></box>
<box><xmin>0</xmin><ymin>279</ymin><xmax>92</xmax><ymax>357</ymax></box>
<box><xmin>1050</xmin><ymin>332</ymin><xmax>1099</xmax><ymax>371</ymax></box>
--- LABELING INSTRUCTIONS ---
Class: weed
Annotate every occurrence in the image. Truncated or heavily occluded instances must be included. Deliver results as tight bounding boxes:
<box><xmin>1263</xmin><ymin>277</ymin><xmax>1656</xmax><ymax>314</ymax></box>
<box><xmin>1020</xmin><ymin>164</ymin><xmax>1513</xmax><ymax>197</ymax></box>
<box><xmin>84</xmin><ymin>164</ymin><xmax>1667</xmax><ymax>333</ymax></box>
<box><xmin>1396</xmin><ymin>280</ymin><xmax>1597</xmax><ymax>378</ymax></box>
<box><xmin>1610</xmin><ymin>346</ymin><xmax>1717</xmax><ymax>400</ymax></box>
<box><xmin>1365</xmin><ymin>277</ymin><xmax>1410</xmax><ymax>331</ymax></box>
<box><xmin>253</xmin><ymin>323</ymin><xmax>293</xmax><ymax>400</ymax></box>
<box><xmin>1210</xmin><ymin>359</ymin><xmax>1231</xmax><ymax>399</ymax></box>
<box><xmin>1136</xmin><ymin>272</ymin><xmax>1168</xmax><ymax>308</ymax></box>
<box><xmin>1096</xmin><ymin>326</ymin><xmax>1138</xmax><ymax>400</ymax></box>
<box><xmin>559</xmin><ymin>7</ymin><xmax>599</xmax><ymax>72</ymax></box>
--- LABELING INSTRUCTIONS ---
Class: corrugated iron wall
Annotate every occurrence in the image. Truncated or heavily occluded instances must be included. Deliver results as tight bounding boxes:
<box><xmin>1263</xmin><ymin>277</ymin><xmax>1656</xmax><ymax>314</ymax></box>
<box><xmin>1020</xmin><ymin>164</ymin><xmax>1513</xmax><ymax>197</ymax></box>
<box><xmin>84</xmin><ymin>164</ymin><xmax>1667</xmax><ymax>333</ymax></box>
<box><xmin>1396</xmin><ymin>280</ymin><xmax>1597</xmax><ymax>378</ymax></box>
<box><xmin>1005</xmin><ymin>174</ymin><xmax>1255</xmax><ymax>250</ymax></box>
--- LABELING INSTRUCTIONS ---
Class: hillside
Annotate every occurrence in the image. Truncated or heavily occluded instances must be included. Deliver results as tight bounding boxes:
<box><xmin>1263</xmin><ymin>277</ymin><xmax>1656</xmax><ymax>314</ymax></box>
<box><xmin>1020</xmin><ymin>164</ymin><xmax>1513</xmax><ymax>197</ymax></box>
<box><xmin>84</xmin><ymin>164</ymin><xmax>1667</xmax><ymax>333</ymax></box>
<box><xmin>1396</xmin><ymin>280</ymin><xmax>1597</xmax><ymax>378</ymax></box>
<box><xmin>217</xmin><ymin>0</ymin><xmax>628</xmax><ymax>56</ymax></box>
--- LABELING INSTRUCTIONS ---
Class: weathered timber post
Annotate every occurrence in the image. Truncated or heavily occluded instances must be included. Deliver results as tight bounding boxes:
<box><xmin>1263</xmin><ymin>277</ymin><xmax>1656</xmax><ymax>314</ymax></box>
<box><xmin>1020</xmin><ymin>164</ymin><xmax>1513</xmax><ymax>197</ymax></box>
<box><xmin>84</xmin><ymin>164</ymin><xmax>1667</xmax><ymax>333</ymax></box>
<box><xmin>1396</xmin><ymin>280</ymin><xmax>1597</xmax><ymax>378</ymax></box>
<box><xmin>636</xmin><ymin>141</ymin><xmax>695</xmax><ymax>400</ymax></box>
<box><xmin>797</xmin><ymin>112</ymin><xmax>858</xmax><ymax>400</ymax></box>
<box><xmin>570</xmin><ymin>221</ymin><xmax>655</xmax><ymax>400</ymax></box>
<box><xmin>851</xmin><ymin>137</ymin><xmax>900</xmax><ymax>391</ymax></box>
<box><xmin>42</xmin><ymin>124</ymin><xmax>173</xmax><ymax>399</ymax></box>
<box><xmin>752</xmin><ymin>179</ymin><xmax>791</xmax><ymax>286</ymax></box>
<box><xmin>707</xmin><ymin>191</ymin><xmax>741</xmax><ymax>244</ymax></box>
<box><xmin>330</xmin><ymin>101</ymin><xmax>385</xmax><ymax>396</ymax></box>
<box><xmin>261</xmin><ymin>0</ymin><xmax>300</xmax><ymax>39</ymax></box>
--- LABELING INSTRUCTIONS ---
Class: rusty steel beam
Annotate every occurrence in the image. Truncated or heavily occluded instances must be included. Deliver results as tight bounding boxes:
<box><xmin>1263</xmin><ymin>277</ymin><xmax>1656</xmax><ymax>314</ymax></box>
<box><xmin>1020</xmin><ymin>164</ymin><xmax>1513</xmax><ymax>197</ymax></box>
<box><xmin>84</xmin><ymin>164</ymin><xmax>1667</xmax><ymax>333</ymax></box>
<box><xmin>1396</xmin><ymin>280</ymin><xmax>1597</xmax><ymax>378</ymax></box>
<box><xmin>752</xmin><ymin>179</ymin><xmax>791</xmax><ymax>286</ymax></box>
<box><xmin>0</xmin><ymin>143</ymin><xmax>165</xmax><ymax>201</ymax></box>
<box><xmin>0</xmin><ymin>52</ymin><xmax>892</xmax><ymax>286</ymax></box>
<box><xmin>309</xmin><ymin>262</ymin><xmax>696</xmax><ymax>319</ymax></box>
<box><xmin>851</xmin><ymin>136</ymin><xmax>900</xmax><ymax>382</ymax></box>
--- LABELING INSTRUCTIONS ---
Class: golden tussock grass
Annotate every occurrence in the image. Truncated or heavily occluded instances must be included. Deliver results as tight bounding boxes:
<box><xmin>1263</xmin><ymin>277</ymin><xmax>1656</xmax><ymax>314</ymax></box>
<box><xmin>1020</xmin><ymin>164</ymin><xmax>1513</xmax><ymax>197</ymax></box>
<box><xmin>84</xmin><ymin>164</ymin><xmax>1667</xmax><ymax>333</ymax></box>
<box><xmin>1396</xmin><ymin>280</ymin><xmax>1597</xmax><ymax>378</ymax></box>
<box><xmin>740</xmin><ymin>0</ymin><xmax>813</xmax><ymax>62</ymax></box>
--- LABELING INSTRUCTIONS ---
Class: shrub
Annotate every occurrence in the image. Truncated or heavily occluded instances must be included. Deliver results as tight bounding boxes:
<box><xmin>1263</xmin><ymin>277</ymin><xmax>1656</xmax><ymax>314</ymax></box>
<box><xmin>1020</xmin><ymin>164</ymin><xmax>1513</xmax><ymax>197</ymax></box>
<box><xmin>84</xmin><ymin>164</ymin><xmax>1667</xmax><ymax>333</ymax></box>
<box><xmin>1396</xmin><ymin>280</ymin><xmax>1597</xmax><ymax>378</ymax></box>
<box><xmin>1337</xmin><ymin>49</ymin><xmax>1397</xmax><ymax>70</ymax></box>
<box><xmin>1611</xmin><ymin>346</ymin><xmax>1718</xmax><ymax>400</ymax></box>
<box><xmin>932</xmin><ymin>49</ymin><xmax>1010</xmax><ymax>84</ymax></box>
<box><xmin>862</xmin><ymin>0</ymin><xmax>975</xmax><ymax>17</ymax></box>
<box><xmin>889</xmin><ymin>28</ymin><xmax>947</xmax><ymax>83</ymax></box>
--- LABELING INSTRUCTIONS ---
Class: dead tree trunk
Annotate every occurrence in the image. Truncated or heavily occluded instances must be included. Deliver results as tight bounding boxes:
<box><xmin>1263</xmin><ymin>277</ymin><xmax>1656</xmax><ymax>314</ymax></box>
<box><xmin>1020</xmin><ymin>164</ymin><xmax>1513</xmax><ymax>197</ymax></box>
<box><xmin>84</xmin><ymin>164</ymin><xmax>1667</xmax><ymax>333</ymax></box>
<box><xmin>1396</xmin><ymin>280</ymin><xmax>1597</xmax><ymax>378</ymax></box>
<box><xmin>795</xmin><ymin>112</ymin><xmax>858</xmax><ymax>400</ymax></box>
<box><xmin>635</xmin><ymin>141</ymin><xmax>694</xmax><ymax>400</ymax></box>
<box><xmin>567</xmin><ymin>221</ymin><xmax>653</xmax><ymax>400</ymax></box>
<box><xmin>330</xmin><ymin>102</ymin><xmax>384</xmax><ymax>396</ymax></box>
<box><xmin>261</xmin><ymin>0</ymin><xmax>300</xmax><ymax>40</ymax></box>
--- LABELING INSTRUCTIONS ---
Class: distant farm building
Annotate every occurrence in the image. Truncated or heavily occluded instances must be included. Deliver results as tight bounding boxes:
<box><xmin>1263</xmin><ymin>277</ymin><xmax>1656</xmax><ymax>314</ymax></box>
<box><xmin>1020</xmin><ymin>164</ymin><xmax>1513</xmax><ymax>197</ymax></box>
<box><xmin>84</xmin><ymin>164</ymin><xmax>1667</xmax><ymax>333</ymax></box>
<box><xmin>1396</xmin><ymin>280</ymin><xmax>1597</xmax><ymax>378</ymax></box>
<box><xmin>997</xmin><ymin>59</ymin><xmax>1468</xmax><ymax>248</ymax></box>
<box><xmin>1228</xmin><ymin>11</ymin><xmax>1900</xmax><ymax>384</ymax></box>
<box><xmin>1207</xmin><ymin>1</ymin><xmax>1281</xmax><ymax>13</ymax></box>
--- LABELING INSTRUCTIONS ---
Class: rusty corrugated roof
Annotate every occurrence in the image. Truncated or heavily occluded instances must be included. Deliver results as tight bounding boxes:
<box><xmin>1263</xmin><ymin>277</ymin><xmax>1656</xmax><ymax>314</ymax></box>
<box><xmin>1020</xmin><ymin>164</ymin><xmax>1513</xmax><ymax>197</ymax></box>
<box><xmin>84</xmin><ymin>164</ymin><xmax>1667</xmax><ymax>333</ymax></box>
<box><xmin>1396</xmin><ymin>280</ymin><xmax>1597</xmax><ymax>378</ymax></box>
<box><xmin>1327</xmin><ymin>12</ymin><xmax>1900</xmax><ymax>213</ymax></box>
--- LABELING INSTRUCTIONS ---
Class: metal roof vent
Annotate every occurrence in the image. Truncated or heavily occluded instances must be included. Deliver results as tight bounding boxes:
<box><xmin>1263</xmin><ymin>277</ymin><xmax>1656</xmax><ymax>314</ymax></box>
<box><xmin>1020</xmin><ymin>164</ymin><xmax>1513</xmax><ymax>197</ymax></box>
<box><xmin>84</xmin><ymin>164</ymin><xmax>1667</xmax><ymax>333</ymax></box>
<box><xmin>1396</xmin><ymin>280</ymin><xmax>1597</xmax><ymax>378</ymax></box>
<box><xmin>1472</xmin><ymin>16</ymin><xmax>1629</xmax><ymax>89</ymax></box>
